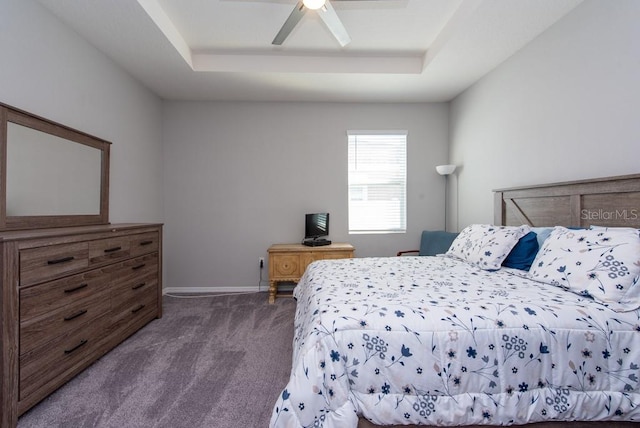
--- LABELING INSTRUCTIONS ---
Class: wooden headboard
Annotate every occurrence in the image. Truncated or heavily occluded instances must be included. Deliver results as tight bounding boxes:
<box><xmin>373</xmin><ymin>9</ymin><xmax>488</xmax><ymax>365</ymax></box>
<box><xmin>494</xmin><ymin>174</ymin><xmax>640</xmax><ymax>228</ymax></box>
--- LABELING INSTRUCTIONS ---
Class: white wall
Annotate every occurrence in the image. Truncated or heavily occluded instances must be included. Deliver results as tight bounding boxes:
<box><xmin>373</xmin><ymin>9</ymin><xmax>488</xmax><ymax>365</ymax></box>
<box><xmin>162</xmin><ymin>102</ymin><xmax>449</xmax><ymax>290</ymax></box>
<box><xmin>0</xmin><ymin>0</ymin><xmax>164</xmax><ymax>224</ymax></box>
<box><xmin>449</xmin><ymin>0</ymin><xmax>640</xmax><ymax>228</ymax></box>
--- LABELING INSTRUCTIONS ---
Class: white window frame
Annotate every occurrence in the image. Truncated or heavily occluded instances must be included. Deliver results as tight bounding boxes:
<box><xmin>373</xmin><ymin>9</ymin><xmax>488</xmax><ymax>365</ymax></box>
<box><xmin>347</xmin><ymin>130</ymin><xmax>407</xmax><ymax>234</ymax></box>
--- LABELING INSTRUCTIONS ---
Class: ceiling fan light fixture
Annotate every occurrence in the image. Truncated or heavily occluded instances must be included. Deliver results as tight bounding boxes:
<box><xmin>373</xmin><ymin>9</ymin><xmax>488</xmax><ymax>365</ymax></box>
<box><xmin>303</xmin><ymin>0</ymin><xmax>326</xmax><ymax>10</ymax></box>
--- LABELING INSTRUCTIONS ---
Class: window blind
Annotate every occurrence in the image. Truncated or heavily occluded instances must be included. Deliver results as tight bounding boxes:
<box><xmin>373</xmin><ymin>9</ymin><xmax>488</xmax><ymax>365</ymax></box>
<box><xmin>348</xmin><ymin>131</ymin><xmax>407</xmax><ymax>233</ymax></box>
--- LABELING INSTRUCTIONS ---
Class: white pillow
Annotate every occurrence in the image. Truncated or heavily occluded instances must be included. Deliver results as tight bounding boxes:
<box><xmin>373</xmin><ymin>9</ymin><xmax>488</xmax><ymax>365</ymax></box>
<box><xmin>446</xmin><ymin>224</ymin><xmax>530</xmax><ymax>270</ymax></box>
<box><xmin>528</xmin><ymin>226</ymin><xmax>640</xmax><ymax>311</ymax></box>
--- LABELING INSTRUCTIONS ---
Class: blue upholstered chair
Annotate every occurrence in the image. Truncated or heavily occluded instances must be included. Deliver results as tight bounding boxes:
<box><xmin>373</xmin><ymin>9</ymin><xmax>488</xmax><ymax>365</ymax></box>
<box><xmin>397</xmin><ymin>230</ymin><xmax>459</xmax><ymax>256</ymax></box>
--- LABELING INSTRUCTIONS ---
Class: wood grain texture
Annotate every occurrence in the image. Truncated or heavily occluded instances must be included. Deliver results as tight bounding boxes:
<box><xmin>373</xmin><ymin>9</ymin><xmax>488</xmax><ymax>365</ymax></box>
<box><xmin>0</xmin><ymin>224</ymin><xmax>163</xmax><ymax>427</ymax></box>
<box><xmin>0</xmin><ymin>103</ymin><xmax>112</xmax><ymax>231</ymax></box>
<box><xmin>0</xmin><ymin>241</ymin><xmax>19</xmax><ymax>428</ymax></box>
<box><xmin>494</xmin><ymin>174</ymin><xmax>640</xmax><ymax>228</ymax></box>
<box><xmin>20</xmin><ymin>290</ymin><xmax>110</xmax><ymax>356</ymax></box>
<box><xmin>19</xmin><ymin>242</ymin><xmax>90</xmax><ymax>287</ymax></box>
<box><xmin>19</xmin><ymin>268</ymin><xmax>110</xmax><ymax>320</ymax></box>
<box><xmin>267</xmin><ymin>243</ymin><xmax>355</xmax><ymax>303</ymax></box>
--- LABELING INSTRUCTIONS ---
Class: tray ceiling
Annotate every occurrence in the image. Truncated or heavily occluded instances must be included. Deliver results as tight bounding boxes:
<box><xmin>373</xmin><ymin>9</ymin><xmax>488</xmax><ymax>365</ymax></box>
<box><xmin>36</xmin><ymin>0</ymin><xmax>583</xmax><ymax>102</ymax></box>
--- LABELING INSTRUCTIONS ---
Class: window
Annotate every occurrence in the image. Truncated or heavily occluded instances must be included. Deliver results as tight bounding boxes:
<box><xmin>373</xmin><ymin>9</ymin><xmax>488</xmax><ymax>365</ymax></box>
<box><xmin>348</xmin><ymin>131</ymin><xmax>407</xmax><ymax>233</ymax></box>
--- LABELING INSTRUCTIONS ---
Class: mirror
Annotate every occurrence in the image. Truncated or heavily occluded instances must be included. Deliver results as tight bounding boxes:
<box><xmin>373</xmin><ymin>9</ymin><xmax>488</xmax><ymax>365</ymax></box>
<box><xmin>0</xmin><ymin>103</ymin><xmax>110</xmax><ymax>230</ymax></box>
<box><xmin>7</xmin><ymin>122</ymin><xmax>102</xmax><ymax>216</ymax></box>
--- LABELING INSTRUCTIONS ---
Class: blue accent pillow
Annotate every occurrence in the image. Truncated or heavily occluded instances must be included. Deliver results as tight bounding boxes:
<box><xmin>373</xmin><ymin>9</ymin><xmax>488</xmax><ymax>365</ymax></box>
<box><xmin>502</xmin><ymin>231</ymin><xmax>539</xmax><ymax>270</ymax></box>
<box><xmin>531</xmin><ymin>227</ymin><xmax>553</xmax><ymax>248</ymax></box>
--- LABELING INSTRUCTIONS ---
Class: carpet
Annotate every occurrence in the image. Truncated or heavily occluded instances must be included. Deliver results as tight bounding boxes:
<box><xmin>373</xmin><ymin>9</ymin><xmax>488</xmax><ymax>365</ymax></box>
<box><xmin>18</xmin><ymin>292</ymin><xmax>296</xmax><ymax>428</ymax></box>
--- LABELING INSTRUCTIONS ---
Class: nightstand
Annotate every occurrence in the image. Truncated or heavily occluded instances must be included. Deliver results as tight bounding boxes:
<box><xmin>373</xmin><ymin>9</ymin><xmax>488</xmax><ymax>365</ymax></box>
<box><xmin>267</xmin><ymin>243</ymin><xmax>354</xmax><ymax>303</ymax></box>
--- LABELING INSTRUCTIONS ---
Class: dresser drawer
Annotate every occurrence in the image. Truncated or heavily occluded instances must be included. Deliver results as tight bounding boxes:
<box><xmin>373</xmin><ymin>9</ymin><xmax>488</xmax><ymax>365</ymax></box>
<box><xmin>111</xmin><ymin>271</ymin><xmax>158</xmax><ymax>310</ymax></box>
<box><xmin>89</xmin><ymin>236</ymin><xmax>131</xmax><ymax>265</ymax></box>
<box><xmin>129</xmin><ymin>232</ymin><xmax>160</xmax><ymax>257</ymax></box>
<box><xmin>20</xmin><ymin>268</ymin><xmax>110</xmax><ymax>321</ymax></box>
<box><xmin>20</xmin><ymin>242</ymin><xmax>89</xmax><ymax>287</ymax></box>
<box><xmin>108</xmin><ymin>253</ymin><xmax>158</xmax><ymax>287</ymax></box>
<box><xmin>109</xmin><ymin>286</ymin><xmax>158</xmax><ymax>337</ymax></box>
<box><xmin>19</xmin><ymin>312</ymin><xmax>108</xmax><ymax>401</ymax></box>
<box><xmin>20</xmin><ymin>291</ymin><xmax>110</xmax><ymax>356</ymax></box>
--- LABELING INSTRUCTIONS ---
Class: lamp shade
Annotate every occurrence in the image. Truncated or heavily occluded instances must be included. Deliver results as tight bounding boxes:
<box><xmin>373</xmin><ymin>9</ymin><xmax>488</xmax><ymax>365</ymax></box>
<box><xmin>436</xmin><ymin>164</ymin><xmax>456</xmax><ymax>176</ymax></box>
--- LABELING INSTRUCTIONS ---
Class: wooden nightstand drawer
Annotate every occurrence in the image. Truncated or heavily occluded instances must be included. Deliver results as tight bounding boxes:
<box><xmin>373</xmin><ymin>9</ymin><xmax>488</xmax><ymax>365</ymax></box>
<box><xmin>321</xmin><ymin>251</ymin><xmax>353</xmax><ymax>260</ymax></box>
<box><xmin>270</xmin><ymin>254</ymin><xmax>302</xmax><ymax>279</ymax></box>
<box><xmin>20</xmin><ymin>242</ymin><xmax>89</xmax><ymax>287</ymax></box>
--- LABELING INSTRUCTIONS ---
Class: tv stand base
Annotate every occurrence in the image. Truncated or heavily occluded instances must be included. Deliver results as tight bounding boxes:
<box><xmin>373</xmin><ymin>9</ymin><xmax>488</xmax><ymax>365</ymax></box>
<box><xmin>303</xmin><ymin>239</ymin><xmax>331</xmax><ymax>247</ymax></box>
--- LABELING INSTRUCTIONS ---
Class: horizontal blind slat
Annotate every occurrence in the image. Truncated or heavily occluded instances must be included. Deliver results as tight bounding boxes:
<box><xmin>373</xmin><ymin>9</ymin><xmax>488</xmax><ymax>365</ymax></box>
<box><xmin>348</xmin><ymin>133</ymin><xmax>407</xmax><ymax>233</ymax></box>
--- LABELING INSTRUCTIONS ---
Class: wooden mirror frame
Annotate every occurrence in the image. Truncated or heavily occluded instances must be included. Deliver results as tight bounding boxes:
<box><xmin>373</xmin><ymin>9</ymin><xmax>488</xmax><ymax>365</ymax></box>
<box><xmin>0</xmin><ymin>103</ymin><xmax>110</xmax><ymax>231</ymax></box>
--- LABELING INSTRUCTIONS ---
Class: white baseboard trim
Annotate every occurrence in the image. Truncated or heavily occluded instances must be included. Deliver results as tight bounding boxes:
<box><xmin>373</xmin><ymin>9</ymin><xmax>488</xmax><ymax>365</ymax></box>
<box><xmin>163</xmin><ymin>286</ymin><xmax>263</xmax><ymax>295</ymax></box>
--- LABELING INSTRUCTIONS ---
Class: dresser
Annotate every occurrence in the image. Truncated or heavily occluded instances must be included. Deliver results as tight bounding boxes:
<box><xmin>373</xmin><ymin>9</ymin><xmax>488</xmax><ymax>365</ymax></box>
<box><xmin>267</xmin><ymin>243</ymin><xmax>354</xmax><ymax>303</ymax></box>
<box><xmin>0</xmin><ymin>223</ymin><xmax>162</xmax><ymax>425</ymax></box>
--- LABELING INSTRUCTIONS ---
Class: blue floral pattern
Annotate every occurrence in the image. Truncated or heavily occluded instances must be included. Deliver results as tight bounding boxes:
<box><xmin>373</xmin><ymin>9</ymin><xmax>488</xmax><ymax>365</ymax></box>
<box><xmin>270</xmin><ymin>256</ymin><xmax>640</xmax><ymax>427</ymax></box>
<box><xmin>529</xmin><ymin>226</ymin><xmax>640</xmax><ymax>311</ymax></box>
<box><xmin>446</xmin><ymin>224</ymin><xmax>530</xmax><ymax>270</ymax></box>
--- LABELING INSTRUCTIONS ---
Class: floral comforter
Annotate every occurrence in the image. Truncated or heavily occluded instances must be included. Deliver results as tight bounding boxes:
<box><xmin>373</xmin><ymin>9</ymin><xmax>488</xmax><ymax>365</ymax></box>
<box><xmin>270</xmin><ymin>256</ymin><xmax>640</xmax><ymax>427</ymax></box>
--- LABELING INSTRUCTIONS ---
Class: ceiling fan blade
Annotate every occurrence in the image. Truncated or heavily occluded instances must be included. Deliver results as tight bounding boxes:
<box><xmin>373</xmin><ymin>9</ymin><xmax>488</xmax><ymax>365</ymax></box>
<box><xmin>272</xmin><ymin>1</ymin><xmax>307</xmax><ymax>45</ymax></box>
<box><xmin>318</xmin><ymin>1</ymin><xmax>351</xmax><ymax>47</ymax></box>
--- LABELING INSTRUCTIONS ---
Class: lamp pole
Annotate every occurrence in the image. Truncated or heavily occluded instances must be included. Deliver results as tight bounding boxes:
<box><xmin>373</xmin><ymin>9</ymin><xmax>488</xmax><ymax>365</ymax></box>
<box><xmin>436</xmin><ymin>165</ymin><xmax>457</xmax><ymax>232</ymax></box>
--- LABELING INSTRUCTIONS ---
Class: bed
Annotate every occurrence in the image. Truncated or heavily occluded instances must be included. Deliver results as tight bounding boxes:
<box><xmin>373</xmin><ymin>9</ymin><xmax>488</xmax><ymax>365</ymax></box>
<box><xmin>270</xmin><ymin>174</ymin><xmax>640</xmax><ymax>428</ymax></box>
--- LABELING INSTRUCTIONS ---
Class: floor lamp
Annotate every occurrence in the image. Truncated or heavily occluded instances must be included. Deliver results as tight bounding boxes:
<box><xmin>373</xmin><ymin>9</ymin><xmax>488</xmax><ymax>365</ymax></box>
<box><xmin>436</xmin><ymin>164</ymin><xmax>457</xmax><ymax>232</ymax></box>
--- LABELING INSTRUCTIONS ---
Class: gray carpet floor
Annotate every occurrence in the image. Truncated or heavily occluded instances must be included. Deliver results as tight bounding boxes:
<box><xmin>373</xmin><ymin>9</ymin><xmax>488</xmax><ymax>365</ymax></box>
<box><xmin>18</xmin><ymin>292</ymin><xmax>296</xmax><ymax>428</ymax></box>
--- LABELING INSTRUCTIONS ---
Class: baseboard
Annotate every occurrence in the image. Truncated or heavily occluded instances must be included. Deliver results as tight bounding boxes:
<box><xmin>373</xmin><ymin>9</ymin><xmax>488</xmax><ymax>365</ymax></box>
<box><xmin>163</xmin><ymin>286</ymin><xmax>263</xmax><ymax>295</ymax></box>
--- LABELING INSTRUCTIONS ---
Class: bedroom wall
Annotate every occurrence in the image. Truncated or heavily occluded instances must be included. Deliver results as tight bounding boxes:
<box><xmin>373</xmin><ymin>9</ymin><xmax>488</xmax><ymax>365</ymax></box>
<box><xmin>449</xmin><ymin>0</ymin><xmax>640</xmax><ymax>229</ymax></box>
<box><xmin>0</xmin><ymin>0</ymin><xmax>164</xmax><ymax>224</ymax></box>
<box><xmin>162</xmin><ymin>102</ymin><xmax>448</xmax><ymax>291</ymax></box>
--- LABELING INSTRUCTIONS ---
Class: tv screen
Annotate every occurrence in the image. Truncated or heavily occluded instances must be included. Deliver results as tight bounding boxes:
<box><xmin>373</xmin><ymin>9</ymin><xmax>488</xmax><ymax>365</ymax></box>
<box><xmin>305</xmin><ymin>213</ymin><xmax>329</xmax><ymax>240</ymax></box>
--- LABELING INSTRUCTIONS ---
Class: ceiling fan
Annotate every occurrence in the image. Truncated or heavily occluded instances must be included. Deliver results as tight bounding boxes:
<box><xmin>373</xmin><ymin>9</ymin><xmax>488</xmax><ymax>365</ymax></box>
<box><xmin>272</xmin><ymin>0</ymin><xmax>385</xmax><ymax>47</ymax></box>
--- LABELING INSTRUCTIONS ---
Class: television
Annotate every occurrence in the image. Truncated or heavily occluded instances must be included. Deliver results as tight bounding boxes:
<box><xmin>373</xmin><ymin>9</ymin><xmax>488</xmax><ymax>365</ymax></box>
<box><xmin>303</xmin><ymin>213</ymin><xmax>331</xmax><ymax>246</ymax></box>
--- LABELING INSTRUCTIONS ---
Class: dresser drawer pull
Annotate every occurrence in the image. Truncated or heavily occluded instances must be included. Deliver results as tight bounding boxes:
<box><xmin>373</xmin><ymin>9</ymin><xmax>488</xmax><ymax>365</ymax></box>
<box><xmin>63</xmin><ymin>309</ymin><xmax>88</xmax><ymax>321</ymax></box>
<box><xmin>64</xmin><ymin>283</ymin><xmax>89</xmax><ymax>293</ymax></box>
<box><xmin>132</xmin><ymin>263</ymin><xmax>146</xmax><ymax>270</ymax></box>
<box><xmin>47</xmin><ymin>256</ymin><xmax>75</xmax><ymax>265</ymax></box>
<box><xmin>64</xmin><ymin>339</ymin><xmax>88</xmax><ymax>354</ymax></box>
<box><xmin>132</xmin><ymin>282</ymin><xmax>146</xmax><ymax>290</ymax></box>
<box><xmin>140</xmin><ymin>240</ymin><xmax>154</xmax><ymax>246</ymax></box>
<box><xmin>104</xmin><ymin>246</ymin><xmax>122</xmax><ymax>253</ymax></box>
<box><xmin>132</xmin><ymin>304</ymin><xmax>145</xmax><ymax>313</ymax></box>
